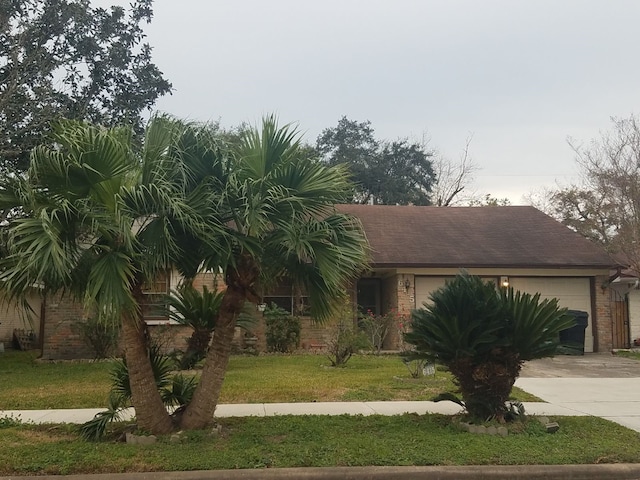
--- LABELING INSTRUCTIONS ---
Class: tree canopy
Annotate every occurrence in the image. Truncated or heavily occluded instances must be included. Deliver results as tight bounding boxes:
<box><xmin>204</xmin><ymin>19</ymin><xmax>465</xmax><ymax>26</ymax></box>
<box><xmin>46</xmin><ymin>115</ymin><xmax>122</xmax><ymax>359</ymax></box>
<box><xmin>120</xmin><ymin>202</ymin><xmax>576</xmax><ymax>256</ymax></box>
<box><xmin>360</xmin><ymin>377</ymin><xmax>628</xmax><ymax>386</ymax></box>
<box><xmin>316</xmin><ymin>117</ymin><xmax>436</xmax><ymax>205</ymax></box>
<box><xmin>0</xmin><ymin>114</ymin><xmax>369</xmax><ymax>434</ymax></box>
<box><xmin>0</xmin><ymin>0</ymin><xmax>171</xmax><ymax>172</ymax></box>
<box><xmin>543</xmin><ymin>115</ymin><xmax>640</xmax><ymax>272</ymax></box>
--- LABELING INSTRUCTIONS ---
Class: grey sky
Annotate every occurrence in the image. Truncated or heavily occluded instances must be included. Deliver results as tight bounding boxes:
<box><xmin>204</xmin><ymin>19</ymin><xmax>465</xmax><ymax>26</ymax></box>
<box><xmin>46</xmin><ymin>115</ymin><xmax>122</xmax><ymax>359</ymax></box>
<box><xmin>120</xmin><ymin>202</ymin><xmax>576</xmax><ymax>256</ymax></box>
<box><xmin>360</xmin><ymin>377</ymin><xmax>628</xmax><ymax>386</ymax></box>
<box><xmin>139</xmin><ymin>0</ymin><xmax>640</xmax><ymax>203</ymax></box>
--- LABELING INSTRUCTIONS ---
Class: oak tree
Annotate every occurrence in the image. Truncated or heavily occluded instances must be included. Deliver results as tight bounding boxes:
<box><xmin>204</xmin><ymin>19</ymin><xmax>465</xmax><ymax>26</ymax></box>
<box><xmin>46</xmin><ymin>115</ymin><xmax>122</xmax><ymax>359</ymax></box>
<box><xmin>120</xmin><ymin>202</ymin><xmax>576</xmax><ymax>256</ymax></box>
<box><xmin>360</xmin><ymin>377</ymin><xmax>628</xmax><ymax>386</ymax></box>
<box><xmin>0</xmin><ymin>0</ymin><xmax>171</xmax><ymax>171</ymax></box>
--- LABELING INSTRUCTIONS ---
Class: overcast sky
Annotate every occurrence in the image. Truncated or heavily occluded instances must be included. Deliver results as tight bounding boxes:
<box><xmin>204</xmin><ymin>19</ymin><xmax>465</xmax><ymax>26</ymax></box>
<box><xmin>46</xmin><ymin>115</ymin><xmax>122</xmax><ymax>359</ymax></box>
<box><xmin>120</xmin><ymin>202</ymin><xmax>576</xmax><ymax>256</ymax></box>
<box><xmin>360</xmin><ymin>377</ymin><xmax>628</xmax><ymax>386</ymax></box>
<box><xmin>137</xmin><ymin>1</ymin><xmax>640</xmax><ymax>204</ymax></box>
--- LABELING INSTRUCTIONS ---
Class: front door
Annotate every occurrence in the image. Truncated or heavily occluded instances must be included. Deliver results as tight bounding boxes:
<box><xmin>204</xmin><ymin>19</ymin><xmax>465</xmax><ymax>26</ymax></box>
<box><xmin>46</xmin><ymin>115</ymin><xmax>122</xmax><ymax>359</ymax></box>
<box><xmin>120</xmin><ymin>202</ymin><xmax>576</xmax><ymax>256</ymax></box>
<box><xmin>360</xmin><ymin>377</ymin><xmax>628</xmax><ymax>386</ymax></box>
<box><xmin>357</xmin><ymin>278</ymin><xmax>381</xmax><ymax>315</ymax></box>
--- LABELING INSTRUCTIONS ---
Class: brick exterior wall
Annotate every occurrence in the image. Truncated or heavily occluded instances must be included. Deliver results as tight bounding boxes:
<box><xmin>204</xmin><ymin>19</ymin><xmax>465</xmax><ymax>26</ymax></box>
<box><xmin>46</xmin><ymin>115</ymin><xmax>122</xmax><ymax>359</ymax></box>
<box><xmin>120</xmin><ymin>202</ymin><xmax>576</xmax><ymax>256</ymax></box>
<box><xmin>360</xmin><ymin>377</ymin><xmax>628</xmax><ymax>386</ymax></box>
<box><xmin>41</xmin><ymin>271</ymin><xmax>617</xmax><ymax>358</ymax></box>
<box><xmin>381</xmin><ymin>275</ymin><xmax>399</xmax><ymax>349</ymax></box>
<box><xmin>298</xmin><ymin>316</ymin><xmax>330</xmax><ymax>350</ymax></box>
<box><xmin>593</xmin><ymin>274</ymin><xmax>613</xmax><ymax>352</ymax></box>
<box><xmin>41</xmin><ymin>293</ymin><xmax>95</xmax><ymax>360</ymax></box>
<box><xmin>380</xmin><ymin>274</ymin><xmax>414</xmax><ymax>350</ymax></box>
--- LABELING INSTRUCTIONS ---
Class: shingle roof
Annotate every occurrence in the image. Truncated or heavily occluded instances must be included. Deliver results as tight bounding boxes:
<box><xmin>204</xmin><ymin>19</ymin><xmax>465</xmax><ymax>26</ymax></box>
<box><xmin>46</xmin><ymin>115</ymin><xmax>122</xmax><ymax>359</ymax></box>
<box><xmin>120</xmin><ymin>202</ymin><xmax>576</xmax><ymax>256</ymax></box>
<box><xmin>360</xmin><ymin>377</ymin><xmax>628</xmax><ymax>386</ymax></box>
<box><xmin>336</xmin><ymin>205</ymin><xmax>616</xmax><ymax>269</ymax></box>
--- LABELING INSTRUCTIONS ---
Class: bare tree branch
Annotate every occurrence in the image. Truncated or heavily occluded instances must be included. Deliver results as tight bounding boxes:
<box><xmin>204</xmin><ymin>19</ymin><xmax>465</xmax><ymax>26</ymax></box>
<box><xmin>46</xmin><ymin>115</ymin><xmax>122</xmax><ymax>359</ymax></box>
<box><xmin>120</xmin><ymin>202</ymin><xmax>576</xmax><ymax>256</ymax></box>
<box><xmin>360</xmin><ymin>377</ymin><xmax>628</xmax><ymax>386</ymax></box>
<box><xmin>544</xmin><ymin>115</ymin><xmax>640</xmax><ymax>272</ymax></box>
<box><xmin>431</xmin><ymin>134</ymin><xmax>479</xmax><ymax>206</ymax></box>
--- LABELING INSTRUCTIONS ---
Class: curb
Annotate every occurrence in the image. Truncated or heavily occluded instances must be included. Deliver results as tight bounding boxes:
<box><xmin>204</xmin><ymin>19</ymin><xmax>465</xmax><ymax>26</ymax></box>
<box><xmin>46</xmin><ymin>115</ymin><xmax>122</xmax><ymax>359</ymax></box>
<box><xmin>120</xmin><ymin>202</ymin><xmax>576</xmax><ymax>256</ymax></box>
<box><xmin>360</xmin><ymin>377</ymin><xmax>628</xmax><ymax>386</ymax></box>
<box><xmin>4</xmin><ymin>464</ymin><xmax>640</xmax><ymax>480</ymax></box>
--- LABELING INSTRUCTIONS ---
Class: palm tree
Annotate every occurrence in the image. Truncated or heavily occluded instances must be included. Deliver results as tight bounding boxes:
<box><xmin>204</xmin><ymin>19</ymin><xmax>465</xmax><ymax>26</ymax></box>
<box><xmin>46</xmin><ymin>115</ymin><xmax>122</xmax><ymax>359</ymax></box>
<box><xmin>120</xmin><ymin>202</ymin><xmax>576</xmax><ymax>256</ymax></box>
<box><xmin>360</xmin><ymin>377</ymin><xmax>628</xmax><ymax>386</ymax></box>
<box><xmin>178</xmin><ymin>117</ymin><xmax>369</xmax><ymax>429</ymax></box>
<box><xmin>404</xmin><ymin>273</ymin><xmax>575</xmax><ymax>421</ymax></box>
<box><xmin>0</xmin><ymin>116</ymin><xmax>227</xmax><ymax>434</ymax></box>
<box><xmin>1</xmin><ymin>115</ymin><xmax>368</xmax><ymax>433</ymax></box>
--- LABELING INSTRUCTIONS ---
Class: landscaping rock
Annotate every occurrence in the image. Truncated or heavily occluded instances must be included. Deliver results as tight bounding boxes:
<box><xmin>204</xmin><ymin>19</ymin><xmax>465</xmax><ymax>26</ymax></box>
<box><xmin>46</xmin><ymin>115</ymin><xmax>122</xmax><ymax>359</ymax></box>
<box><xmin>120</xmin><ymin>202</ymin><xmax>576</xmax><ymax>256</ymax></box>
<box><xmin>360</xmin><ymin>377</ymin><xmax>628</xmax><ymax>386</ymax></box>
<box><xmin>125</xmin><ymin>432</ymin><xmax>157</xmax><ymax>445</ymax></box>
<box><xmin>497</xmin><ymin>426</ymin><xmax>508</xmax><ymax>437</ymax></box>
<box><xmin>487</xmin><ymin>426</ymin><xmax>497</xmax><ymax>436</ymax></box>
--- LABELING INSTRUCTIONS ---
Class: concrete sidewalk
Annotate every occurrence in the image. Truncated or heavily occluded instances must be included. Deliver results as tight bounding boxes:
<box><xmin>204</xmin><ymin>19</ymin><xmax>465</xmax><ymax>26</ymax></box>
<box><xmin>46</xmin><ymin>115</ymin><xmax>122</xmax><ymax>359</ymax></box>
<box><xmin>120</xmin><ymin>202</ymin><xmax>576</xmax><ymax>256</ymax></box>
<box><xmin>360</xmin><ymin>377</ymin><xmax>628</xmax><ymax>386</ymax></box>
<box><xmin>0</xmin><ymin>400</ymin><xmax>585</xmax><ymax>425</ymax></box>
<box><xmin>516</xmin><ymin>377</ymin><xmax>640</xmax><ymax>432</ymax></box>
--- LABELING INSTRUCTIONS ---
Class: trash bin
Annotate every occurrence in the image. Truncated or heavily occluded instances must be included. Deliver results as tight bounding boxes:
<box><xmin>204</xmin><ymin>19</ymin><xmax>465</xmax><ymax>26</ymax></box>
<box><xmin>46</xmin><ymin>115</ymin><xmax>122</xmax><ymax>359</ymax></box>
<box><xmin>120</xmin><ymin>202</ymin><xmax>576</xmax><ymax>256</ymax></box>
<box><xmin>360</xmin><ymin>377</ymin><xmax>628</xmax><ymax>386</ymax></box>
<box><xmin>558</xmin><ymin>310</ymin><xmax>588</xmax><ymax>355</ymax></box>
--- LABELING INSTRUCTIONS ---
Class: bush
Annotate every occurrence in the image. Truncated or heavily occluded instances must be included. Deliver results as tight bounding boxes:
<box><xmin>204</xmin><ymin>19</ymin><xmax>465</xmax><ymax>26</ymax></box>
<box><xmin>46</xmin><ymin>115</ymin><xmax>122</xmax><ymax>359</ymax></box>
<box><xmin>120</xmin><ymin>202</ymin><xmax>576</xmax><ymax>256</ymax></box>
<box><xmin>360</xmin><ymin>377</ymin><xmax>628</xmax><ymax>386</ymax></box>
<box><xmin>326</xmin><ymin>299</ymin><xmax>370</xmax><ymax>367</ymax></box>
<box><xmin>264</xmin><ymin>303</ymin><xmax>301</xmax><ymax>353</ymax></box>
<box><xmin>75</xmin><ymin>317</ymin><xmax>120</xmax><ymax>359</ymax></box>
<box><xmin>358</xmin><ymin>309</ymin><xmax>400</xmax><ymax>354</ymax></box>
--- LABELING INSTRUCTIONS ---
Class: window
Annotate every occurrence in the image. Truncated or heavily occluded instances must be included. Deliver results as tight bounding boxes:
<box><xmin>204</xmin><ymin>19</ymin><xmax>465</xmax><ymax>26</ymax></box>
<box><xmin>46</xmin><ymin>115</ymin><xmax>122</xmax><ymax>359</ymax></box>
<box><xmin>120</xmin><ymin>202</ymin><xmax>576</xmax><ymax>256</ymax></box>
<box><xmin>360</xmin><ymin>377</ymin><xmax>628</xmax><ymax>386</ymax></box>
<box><xmin>263</xmin><ymin>282</ymin><xmax>309</xmax><ymax>315</ymax></box>
<box><xmin>142</xmin><ymin>272</ymin><xmax>170</xmax><ymax>323</ymax></box>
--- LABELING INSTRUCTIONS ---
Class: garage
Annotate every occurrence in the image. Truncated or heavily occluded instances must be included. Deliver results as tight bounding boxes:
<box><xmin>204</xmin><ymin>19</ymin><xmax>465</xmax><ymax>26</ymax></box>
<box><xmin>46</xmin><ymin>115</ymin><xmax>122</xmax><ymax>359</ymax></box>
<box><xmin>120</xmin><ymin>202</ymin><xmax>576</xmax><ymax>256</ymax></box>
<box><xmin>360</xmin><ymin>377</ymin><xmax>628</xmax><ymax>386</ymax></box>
<box><xmin>414</xmin><ymin>276</ymin><xmax>448</xmax><ymax>309</ymax></box>
<box><xmin>509</xmin><ymin>277</ymin><xmax>593</xmax><ymax>353</ymax></box>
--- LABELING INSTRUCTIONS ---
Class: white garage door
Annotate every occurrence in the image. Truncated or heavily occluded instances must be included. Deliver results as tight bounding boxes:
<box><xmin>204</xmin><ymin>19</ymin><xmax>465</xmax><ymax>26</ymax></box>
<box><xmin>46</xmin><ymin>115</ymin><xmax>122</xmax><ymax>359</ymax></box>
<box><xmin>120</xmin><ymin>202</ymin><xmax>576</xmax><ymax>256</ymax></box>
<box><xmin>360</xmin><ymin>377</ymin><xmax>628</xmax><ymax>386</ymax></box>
<box><xmin>414</xmin><ymin>276</ymin><xmax>448</xmax><ymax>309</ymax></box>
<box><xmin>415</xmin><ymin>276</ymin><xmax>500</xmax><ymax>309</ymax></box>
<box><xmin>509</xmin><ymin>277</ymin><xmax>593</xmax><ymax>353</ymax></box>
<box><xmin>414</xmin><ymin>276</ymin><xmax>593</xmax><ymax>353</ymax></box>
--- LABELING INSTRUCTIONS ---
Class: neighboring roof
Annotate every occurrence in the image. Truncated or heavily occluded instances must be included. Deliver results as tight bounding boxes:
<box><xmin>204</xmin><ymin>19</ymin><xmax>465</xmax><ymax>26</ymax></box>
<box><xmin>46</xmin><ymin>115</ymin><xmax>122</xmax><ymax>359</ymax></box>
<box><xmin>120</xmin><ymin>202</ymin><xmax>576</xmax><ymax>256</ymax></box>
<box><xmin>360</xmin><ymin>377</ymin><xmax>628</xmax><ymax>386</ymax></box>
<box><xmin>336</xmin><ymin>205</ymin><xmax>617</xmax><ymax>269</ymax></box>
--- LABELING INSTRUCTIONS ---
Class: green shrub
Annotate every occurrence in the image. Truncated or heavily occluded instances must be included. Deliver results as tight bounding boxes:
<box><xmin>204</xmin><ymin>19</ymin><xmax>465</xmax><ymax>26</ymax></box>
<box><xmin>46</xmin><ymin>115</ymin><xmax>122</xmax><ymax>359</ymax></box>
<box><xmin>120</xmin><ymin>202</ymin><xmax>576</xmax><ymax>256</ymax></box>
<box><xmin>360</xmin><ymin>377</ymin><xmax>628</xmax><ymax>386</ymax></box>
<box><xmin>264</xmin><ymin>303</ymin><xmax>301</xmax><ymax>353</ymax></box>
<box><xmin>326</xmin><ymin>299</ymin><xmax>370</xmax><ymax>367</ymax></box>
<box><xmin>405</xmin><ymin>272</ymin><xmax>574</xmax><ymax>421</ymax></box>
<box><xmin>358</xmin><ymin>309</ymin><xmax>400</xmax><ymax>354</ymax></box>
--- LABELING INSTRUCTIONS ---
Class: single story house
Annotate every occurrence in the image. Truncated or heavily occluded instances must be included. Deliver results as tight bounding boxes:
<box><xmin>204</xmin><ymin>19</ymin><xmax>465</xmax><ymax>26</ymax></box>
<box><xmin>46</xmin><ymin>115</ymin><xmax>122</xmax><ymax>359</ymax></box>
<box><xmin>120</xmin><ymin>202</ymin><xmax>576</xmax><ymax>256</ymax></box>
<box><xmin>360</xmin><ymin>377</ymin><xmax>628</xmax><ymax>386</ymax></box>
<box><xmin>338</xmin><ymin>204</ymin><xmax>619</xmax><ymax>353</ymax></box>
<box><xmin>6</xmin><ymin>205</ymin><xmax>624</xmax><ymax>358</ymax></box>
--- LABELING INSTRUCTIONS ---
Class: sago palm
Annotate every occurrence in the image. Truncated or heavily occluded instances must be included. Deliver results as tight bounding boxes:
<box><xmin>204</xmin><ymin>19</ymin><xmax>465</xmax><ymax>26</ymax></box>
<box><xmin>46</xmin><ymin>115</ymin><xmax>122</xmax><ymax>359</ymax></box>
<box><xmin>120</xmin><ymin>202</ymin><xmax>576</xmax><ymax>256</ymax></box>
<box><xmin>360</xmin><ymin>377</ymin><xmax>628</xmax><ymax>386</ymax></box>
<box><xmin>166</xmin><ymin>283</ymin><xmax>256</xmax><ymax>368</ymax></box>
<box><xmin>405</xmin><ymin>273</ymin><xmax>574</xmax><ymax>421</ymax></box>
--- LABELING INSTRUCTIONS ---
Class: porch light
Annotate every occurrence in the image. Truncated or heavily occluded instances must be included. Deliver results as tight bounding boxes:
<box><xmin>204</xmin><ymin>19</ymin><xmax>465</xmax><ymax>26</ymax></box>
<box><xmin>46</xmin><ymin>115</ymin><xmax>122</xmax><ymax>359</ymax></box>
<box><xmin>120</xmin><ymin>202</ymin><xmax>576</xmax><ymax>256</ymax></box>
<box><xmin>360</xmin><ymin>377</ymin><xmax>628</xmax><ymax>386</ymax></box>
<box><xmin>404</xmin><ymin>278</ymin><xmax>411</xmax><ymax>292</ymax></box>
<box><xmin>500</xmin><ymin>276</ymin><xmax>509</xmax><ymax>288</ymax></box>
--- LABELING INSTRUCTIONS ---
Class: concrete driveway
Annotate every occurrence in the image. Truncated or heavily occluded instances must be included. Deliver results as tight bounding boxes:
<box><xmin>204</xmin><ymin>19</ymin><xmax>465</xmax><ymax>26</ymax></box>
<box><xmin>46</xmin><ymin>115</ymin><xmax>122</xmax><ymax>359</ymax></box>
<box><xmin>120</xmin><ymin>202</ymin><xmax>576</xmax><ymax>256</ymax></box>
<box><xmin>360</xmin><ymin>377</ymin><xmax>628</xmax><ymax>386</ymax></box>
<box><xmin>515</xmin><ymin>353</ymin><xmax>640</xmax><ymax>432</ymax></box>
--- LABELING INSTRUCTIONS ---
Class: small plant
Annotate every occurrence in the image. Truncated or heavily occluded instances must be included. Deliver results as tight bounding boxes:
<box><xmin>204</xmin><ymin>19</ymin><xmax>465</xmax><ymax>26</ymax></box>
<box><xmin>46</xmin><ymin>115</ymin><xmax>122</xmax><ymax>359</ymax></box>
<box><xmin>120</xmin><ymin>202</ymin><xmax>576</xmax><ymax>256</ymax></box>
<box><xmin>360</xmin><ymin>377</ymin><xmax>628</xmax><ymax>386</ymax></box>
<box><xmin>74</xmin><ymin>317</ymin><xmax>120</xmax><ymax>359</ymax></box>
<box><xmin>264</xmin><ymin>303</ymin><xmax>301</xmax><ymax>353</ymax></box>
<box><xmin>80</xmin><ymin>342</ymin><xmax>198</xmax><ymax>441</ymax></box>
<box><xmin>326</xmin><ymin>298</ymin><xmax>370</xmax><ymax>367</ymax></box>
<box><xmin>0</xmin><ymin>414</ymin><xmax>22</xmax><ymax>428</ymax></box>
<box><xmin>402</xmin><ymin>357</ymin><xmax>430</xmax><ymax>378</ymax></box>
<box><xmin>397</xmin><ymin>316</ymin><xmax>432</xmax><ymax>378</ymax></box>
<box><xmin>358</xmin><ymin>309</ymin><xmax>397</xmax><ymax>354</ymax></box>
<box><xmin>165</xmin><ymin>284</ymin><xmax>223</xmax><ymax>369</ymax></box>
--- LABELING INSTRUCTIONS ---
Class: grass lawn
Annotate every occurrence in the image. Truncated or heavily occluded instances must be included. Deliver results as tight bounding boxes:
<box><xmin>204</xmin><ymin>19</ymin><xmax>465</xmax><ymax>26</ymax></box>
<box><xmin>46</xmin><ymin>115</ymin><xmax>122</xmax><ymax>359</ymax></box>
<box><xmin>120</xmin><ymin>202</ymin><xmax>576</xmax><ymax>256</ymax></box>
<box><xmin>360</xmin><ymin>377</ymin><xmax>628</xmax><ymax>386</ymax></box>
<box><xmin>0</xmin><ymin>350</ymin><xmax>539</xmax><ymax>409</ymax></box>
<box><xmin>1</xmin><ymin>350</ymin><xmax>638</xmax><ymax>474</ymax></box>
<box><xmin>1</xmin><ymin>415</ymin><xmax>639</xmax><ymax>475</ymax></box>
<box><xmin>614</xmin><ymin>350</ymin><xmax>640</xmax><ymax>361</ymax></box>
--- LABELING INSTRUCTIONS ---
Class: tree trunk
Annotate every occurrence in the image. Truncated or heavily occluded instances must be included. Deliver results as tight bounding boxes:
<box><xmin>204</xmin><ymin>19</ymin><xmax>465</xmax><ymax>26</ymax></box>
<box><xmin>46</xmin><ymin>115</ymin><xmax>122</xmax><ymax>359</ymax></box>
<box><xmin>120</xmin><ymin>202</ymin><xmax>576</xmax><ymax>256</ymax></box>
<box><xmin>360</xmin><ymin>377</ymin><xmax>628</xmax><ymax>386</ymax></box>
<box><xmin>179</xmin><ymin>283</ymin><xmax>247</xmax><ymax>430</ymax></box>
<box><xmin>450</xmin><ymin>355</ymin><xmax>522</xmax><ymax>421</ymax></box>
<box><xmin>121</xmin><ymin>287</ymin><xmax>173</xmax><ymax>435</ymax></box>
<box><xmin>179</xmin><ymin>328</ymin><xmax>212</xmax><ymax>369</ymax></box>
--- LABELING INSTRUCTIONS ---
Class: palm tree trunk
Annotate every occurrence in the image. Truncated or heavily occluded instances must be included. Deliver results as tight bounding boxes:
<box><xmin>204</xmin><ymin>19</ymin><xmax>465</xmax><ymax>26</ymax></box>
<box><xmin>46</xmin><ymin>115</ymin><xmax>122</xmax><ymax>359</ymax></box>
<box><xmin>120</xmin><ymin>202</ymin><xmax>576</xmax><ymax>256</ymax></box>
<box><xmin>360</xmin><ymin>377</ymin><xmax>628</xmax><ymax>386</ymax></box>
<box><xmin>121</xmin><ymin>287</ymin><xmax>173</xmax><ymax>435</ymax></box>
<box><xmin>179</xmin><ymin>283</ymin><xmax>245</xmax><ymax>430</ymax></box>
